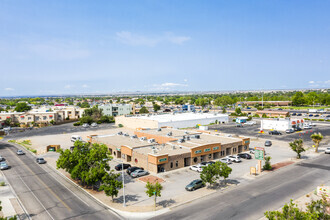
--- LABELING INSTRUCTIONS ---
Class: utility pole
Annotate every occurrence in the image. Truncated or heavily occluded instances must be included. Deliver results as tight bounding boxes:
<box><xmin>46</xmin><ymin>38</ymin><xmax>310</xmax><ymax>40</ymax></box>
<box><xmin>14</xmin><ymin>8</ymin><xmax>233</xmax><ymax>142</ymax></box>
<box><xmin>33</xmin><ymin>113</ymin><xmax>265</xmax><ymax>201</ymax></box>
<box><xmin>262</xmin><ymin>92</ymin><xmax>264</xmax><ymax>108</ymax></box>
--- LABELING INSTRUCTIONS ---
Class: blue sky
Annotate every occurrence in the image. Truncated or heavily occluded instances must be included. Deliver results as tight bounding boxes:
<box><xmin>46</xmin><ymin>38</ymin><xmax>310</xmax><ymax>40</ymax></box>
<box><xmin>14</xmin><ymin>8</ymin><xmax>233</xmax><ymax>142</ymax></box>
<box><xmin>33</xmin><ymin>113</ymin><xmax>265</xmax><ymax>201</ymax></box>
<box><xmin>1</xmin><ymin>0</ymin><xmax>329</xmax><ymax>96</ymax></box>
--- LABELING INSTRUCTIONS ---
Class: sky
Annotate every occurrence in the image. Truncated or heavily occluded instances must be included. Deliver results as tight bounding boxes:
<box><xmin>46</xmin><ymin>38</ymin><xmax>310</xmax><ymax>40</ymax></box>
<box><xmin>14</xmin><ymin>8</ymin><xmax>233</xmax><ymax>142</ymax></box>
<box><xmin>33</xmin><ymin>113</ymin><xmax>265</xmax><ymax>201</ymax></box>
<box><xmin>0</xmin><ymin>0</ymin><xmax>330</xmax><ymax>96</ymax></box>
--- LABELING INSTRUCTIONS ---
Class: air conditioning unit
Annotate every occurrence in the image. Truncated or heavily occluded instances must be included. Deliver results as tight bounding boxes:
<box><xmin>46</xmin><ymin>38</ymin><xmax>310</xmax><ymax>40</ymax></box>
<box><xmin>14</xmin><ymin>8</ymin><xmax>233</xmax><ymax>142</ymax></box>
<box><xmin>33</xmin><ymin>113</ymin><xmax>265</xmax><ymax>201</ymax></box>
<box><xmin>117</xmin><ymin>131</ymin><xmax>123</xmax><ymax>135</ymax></box>
<box><xmin>157</xmin><ymin>128</ymin><xmax>162</xmax><ymax>132</ymax></box>
<box><xmin>172</xmin><ymin>145</ymin><xmax>176</xmax><ymax>150</ymax></box>
<box><xmin>124</xmin><ymin>133</ymin><xmax>129</xmax><ymax>137</ymax></box>
<box><xmin>186</xmin><ymin>136</ymin><xmax>190</xmax><ymax>140</ymax></box>
<box><xmin>148</xmin><ymin>138</ymin><xmax>155</xmax><ymax>143</ymax></box>
<box><xmin>152</xmin><ymin>149</ymin><xmax>158</xmax><ymax>154</ymax></box>
<box><xmin>195</xmin><ymin>134</ymin><xmax>200</xmax><ymax>139</ymax></box>
<box><xmin>130</xmin><ymin>135</ymin><xmax>137</xmax><ymax>139</ymax></box>
<box><xmin>177</xmin><ymin>139</ymin><xmax>185</xmax><ymax>143</ymax></box>
<box><xmin>140</xmin><ymin>137</ymin><xmax>147</xmax><ymax>141</ymax></box>
<box><xmin>166</xmin><ymin>132</ymin><xmax>172</xmax><ymax>136</ymax></box>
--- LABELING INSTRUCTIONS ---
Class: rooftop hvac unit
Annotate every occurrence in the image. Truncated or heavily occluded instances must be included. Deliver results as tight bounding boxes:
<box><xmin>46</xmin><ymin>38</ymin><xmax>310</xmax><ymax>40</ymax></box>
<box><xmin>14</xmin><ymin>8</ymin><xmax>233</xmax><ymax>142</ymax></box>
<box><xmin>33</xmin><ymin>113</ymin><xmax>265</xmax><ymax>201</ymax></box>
<box><xmin>177</xmin><ymin>139</ymin><xmax>185</xmax><ymax>143</ymax></box>
<box><xmin>166</xmin><ymin>132</ymin><xmax>172</xmax><ymax>136</ymax></box>
<box><xmin>117</xmin><ymin>131</ymin><xmax>123</xmax><ymax>135</ymax></box>
<box><xmin>157</xmin><ymin>128</ymin><xmax>162</xmax><ymax>132</ymax></box>
<box><xmin>186</xmin><ymin>136</ymin><xmax>190</xmax><ymax>140</ymax></box>
<box><xmin>184</xmin><ymin>131</ymin><xmax>189</xmax><ymax>134</ymax></box>
<box><xmin>195</xmin><ymin>134</ymin><xmax>200</xmax><ymax>139</ymax></box>
<box><xmin>152</xmin><ymin>149</ymin><xmax>158</xmax><ymax>154</ymax></box>
<box><xmin>172</xmin><ymin>145</ymin><xmax>176</xmax><ymax>150</ymax></box>
<box><xmin>130</xmin><ymin>135</ymin><xmax>138</xmax><ymax>139</ymax></box>
<box><xmin>148</xmin><ymin>138</ymin><xmax>155</xmax><ymax>143</ymax></box>
<box><xmin>140</xmin><ymin>137</ymin><xmax>147</xmax><ymax>141</ymax></box>
<box><xmin>124</xmin><ymin>133</ymin><xmax>129</xmax><ymax>137</ymax></box>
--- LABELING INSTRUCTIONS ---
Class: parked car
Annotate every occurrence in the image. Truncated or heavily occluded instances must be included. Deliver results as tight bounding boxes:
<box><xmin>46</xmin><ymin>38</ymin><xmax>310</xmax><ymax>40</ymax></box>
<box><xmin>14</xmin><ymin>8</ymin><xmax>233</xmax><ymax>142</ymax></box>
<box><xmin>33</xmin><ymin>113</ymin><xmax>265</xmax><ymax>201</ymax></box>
<box><xmin>36</xmin><ymin>158</ymin><xmax>46</xmax><ymax>164</ymax></box>
<box><xmin>308</xmin><ymin>114</ymin><xmax>313</xmax><ymax>117</ymax></box>
<box><xmin>303</xmin><ymin>124</ymin><xmax>312</xmax><ymax>129</ymax></box>
<box><xmin>0</xmin><ymin>161</ymin><xmax>9</xmax><ymax>170</ymax></box>
<box><xmin>291</xmin><ymin>113</ymin><xmax>296</xmax><ymax>116</ymax></box>
<box><xmin>226</xmin><ymin>155</ymin><xmax>241</xmax><ymax>163</ymax></box>
<box><xmin>71</xmin><ymin>135</ymin><xmax>82</xmax><ymax>142</ymax></box>
<box><xmin>219</xmin><ymin>158</ymin><xmax>232</xmax><ymax>164</ymax></box>
<box><xmin>16</xmin><ymin>150</ymin><xmax>25</xmax><ymax>155</ymax></box>
<box><xmin>294</xmin><ymin>127</ymin><xmax>302</xmax><ymax>131</ymax></box>
<box><xmin>91</xmin><ymin>122</ymin><xmax>97</xmax><ymax>127</ymax></box>
<box><xmin>297</xmin><ymin>113</ymin><xmax>302</xmax><ymax>116</ymax></box>
<box><xmin>130</xmin><ymin>169</ymin><xmax>149</xmax><ymax>178</ymax></box>
<box><xmin>198</xmin><ymin>162</ymin><xmax>208</xmax><ymax>167</ymax></box>
<box><xmin>126</xmin><ymin>166</ymin><xmax>144</xmax><ymax>175</ymax></box>
<box><xmin>185</xmin><ymin>179</ymin><xmax>205</xmax><ymax>191</ymax></box>
<box><xmin>249</xmin><ymin>148</ymin><xmax>255</xmax><ymax>154</ymax></box>
<box><xmin>245</xmin><ymin>121</ymin><xmax>256</xmax><ymax>125</ymax></box>
<box><xmin>237</xmin><ymin>153</ymin><xmax>251</xmax><ymax>159</ymax></box>
<box><xmin>115</xmin><ymin>163</ymin><xmax>131</xmax><ymax>171</ymax></box>
<box><xmin>269</xmin><ymin>130</ymin><xmax>282</xmax><ymax>135</ymax></box>
<box><xmin>236</xmin><ymin>124</ymin><xmax>243</xmax><ymax>127</ymax></box>
<box><xmin>314</xmin><ymin>115</ymin><xmax>319</xmax><ymax>117</ymax></box>
<box><xmin>190</xmin><ymin>165</ymin><xmax>204</xmax><ymax>172</ymax></box>
<box><xmin>265</xmin><ymin>140</ymin><xmax>272</xmax><ymax>147</ymax></box>
<box><xmin>325</xmin><ymin>148</ymin><xmax>330</xmax><ymax>154</ymax></box>
<box><xmin>286</xmin><ymin>128</ymin><xmax>294</xmax><ymax>134</ymax></box>
<box><xmin>206</xmin><ymin>161</ymin><xmax>215</xmax><ymax>166</ymax></box>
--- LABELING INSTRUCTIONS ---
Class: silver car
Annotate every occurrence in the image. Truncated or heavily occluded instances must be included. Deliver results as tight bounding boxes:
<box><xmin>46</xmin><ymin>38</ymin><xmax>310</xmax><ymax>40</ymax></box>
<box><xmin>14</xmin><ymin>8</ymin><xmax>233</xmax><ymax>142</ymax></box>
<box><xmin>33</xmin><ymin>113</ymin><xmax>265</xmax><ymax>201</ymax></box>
<box><xmin>219</xmin><ymin>158</ymin><xmax>232</xmax><ymax>164</ymax></box>
<box><xmin>17</xmin><ymin>150</ymin><xmax>25</xmax><ymax>155</ymax></box>
<box><xmin>0</xmin><ymin>161</ymin><xmax>9</xmax><ymax>170</ymax></box>
<box><xmin>130</xmin><ymin>169</ymin><xmax>149</xmax><ymax>178</ymax></box>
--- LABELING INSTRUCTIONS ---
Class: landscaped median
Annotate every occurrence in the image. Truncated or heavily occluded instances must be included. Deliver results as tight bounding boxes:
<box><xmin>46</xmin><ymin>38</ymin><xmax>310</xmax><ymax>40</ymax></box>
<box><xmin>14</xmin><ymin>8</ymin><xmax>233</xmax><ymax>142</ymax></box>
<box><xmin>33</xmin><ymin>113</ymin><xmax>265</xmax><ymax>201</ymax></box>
<box><xmin>8</xmin><ymin>140</ymin><xmax>37</xmax><ymax>154</ymax></box>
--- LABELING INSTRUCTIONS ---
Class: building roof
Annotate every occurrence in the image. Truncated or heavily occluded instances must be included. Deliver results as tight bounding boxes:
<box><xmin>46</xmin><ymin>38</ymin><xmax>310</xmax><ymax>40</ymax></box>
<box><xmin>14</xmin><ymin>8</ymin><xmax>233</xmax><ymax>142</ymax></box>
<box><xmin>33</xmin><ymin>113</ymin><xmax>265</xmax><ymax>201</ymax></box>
<box><xmin>126</xmin><ymin>112</ymin><xmax>228</xmax><ymax>123</ymax></box>
<box><xmin>93</xmin><ymin>133</ymin><xmax>153</xmax><ymax>149</ymax></box>
<box><xmin>256</xmin><ymin>110</ymin><xmax>289</xmax><ymax>114</ymax></box>
<box><xmin>134</xmin><ymin>143</ymin><xmax>190</xmax><ymax>156</ymax></box>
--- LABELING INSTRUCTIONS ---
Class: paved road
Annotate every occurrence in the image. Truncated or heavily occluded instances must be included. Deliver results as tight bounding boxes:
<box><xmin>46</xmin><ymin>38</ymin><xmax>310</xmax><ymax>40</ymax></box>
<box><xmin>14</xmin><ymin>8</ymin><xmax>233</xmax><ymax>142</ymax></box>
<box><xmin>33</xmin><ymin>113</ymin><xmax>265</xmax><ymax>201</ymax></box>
<box><xmin>154</xmin><ymin>154</ymin><xmax>330</xmax><ymax>220</ymax></box>
<box><xmin>0</xmin><ymin>142</ymin><xmax>121</xmax><ymax>220</ymax></box>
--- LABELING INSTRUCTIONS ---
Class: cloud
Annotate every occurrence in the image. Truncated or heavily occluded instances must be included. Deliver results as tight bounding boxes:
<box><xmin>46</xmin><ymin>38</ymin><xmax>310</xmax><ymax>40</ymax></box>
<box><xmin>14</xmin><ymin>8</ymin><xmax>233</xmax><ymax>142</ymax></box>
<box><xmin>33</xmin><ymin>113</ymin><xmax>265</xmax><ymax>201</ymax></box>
<box><xmin>82</xmin><ymin>84</ymin><xmax>89</xmax><ymax>88</ymax></box>
<box><xmin>116</xmin><ymin>31</ymin><xmax>190</xmax><ymax>47</ymax></box>
<box><xmin>308</xmin><ymin>81</ymin><xmax>315</xmax><ymax>84</ymax></box>
<box><xmin>150</xmin><ymin>82</ymin><xmax>188</xmax><ymax>91</ymax></box>
<box><xmin>64</xmin><ymin>85</ymin><xmax>72</xmax><ymax>89</ymax></box>
<box><xmin>308</xmin><ymin>80</ymin><xmax>330</xmax><ymax>88</ymax></box>
<box><xmin>184</xmin><ymin>79</ymin><xmax>188</xmax><ymax>82</ymax></box>
<box><xmin>27</xmin><ymin>40</ymin><xmax>89</xmax><ymax>60</ymax></box>
<box><xmin>4</xmin><ymin>88</ymin><xmax>14</xmax><ymax>91</ymax></box>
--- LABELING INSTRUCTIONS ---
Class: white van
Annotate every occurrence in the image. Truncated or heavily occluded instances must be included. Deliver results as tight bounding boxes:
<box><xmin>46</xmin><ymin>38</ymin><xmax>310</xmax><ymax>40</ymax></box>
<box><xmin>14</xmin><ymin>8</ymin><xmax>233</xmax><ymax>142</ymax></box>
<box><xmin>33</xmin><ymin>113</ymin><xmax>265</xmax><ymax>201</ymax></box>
<box><xmin>71</xmin><ymin>135</ymin><xmax>82</xmax><ymax>142</ymax></box>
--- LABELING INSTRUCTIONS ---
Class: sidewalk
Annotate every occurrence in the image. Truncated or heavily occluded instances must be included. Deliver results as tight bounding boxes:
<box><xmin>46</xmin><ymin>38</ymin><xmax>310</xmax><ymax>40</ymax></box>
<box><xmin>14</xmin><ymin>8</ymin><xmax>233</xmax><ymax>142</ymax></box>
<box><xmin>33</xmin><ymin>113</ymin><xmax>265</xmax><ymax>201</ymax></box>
<box><xmin>0</xmin><ymin>172</ymin><xmax>26</xmax><ymax>219</ymax></box>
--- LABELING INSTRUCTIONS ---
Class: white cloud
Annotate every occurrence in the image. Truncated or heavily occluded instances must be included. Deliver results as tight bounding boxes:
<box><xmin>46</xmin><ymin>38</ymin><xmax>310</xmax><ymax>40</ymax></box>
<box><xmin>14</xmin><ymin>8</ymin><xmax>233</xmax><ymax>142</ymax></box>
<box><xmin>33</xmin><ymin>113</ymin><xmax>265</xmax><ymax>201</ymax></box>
<box><xmin>150</xmin><ymin>82</ymin><xmax>188</xmax><ymax>91</ymax></box>
<box><xmin>325</xmin><ymin>80</ymin><xmax>330</xmax><ymax>84</ymax></box>
<box><xmin>116</xmin><ymin>31</ymin><xmax>190</xmax><ymax>47</ymax></box>
<box><xmin>309</xmin><ymin>81</ymin><xmax>315</xmax><ymax>84</ymax></box>
<box><xmin>4</xmin><ymin>88</ymin><xmax>14</xmax><ymax>91</ymax></box>
<box><xmin>308</xmin><ymin>80</ymin><xmax>330</xmax><ymax>88</ymax></box>
<box><xmin>64</xmin><ymin>85</ymin><xmax>72</xmax><ymax>89</ymax></box>
<box><xmin>82</xmin><ymin>84</ymin><xmax>89</xmax><ymax>88</ymax></box>
<box><xmin>184</xmin><ymin>79</ymin><xmax>188</xmax><ymax>82</ymax></box>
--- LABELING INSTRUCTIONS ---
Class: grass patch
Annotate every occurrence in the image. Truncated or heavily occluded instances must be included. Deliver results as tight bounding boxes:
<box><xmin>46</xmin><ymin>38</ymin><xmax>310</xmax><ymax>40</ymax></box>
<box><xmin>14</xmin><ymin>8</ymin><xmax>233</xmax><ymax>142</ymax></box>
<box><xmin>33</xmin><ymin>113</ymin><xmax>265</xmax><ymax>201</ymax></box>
<box><xmin>0</xmin><ymin>181</ymin><xmax>6</xmax><ymax>186</ymax></box>
<box><xmin>8</xmin><ymin>139</ymin><xmax>37</xmax><ymax>154</ymax></box>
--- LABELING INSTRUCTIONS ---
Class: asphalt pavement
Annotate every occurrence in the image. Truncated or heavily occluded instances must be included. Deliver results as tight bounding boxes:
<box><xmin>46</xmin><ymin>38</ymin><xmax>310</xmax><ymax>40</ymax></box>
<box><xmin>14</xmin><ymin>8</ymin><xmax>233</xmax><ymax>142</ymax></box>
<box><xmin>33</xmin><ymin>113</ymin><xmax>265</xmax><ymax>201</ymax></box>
<box><xmin>0</xmin><ymin>142</ymin><xmax>121</xmax><ymax>220</ymax></box>
<box><xmin>153</xmin><ymin>154</ymin><xmax>330</xmax><ymax>220</ymax></box>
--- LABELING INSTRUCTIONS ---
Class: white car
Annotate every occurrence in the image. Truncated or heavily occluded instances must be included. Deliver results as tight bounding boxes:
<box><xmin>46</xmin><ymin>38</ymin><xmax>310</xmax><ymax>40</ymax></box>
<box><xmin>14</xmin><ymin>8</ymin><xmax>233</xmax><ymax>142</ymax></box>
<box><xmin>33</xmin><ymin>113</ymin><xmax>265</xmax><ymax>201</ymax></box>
<box><xmin>91</xmin><ymin>122</ymin><xmax>97</xmax><ymax>127</ymax></box>
<box><xmin>0</xmin><ymin>161</ymin><xmax>9</xmax><ymax>170</ymax></box>
<box><xmin>219</xmin><ymin>158</ymin><xmax>232</xmax><ymax>164</ymax></box>
<box><xmin>303</xmin><ymin>124</ymin><xmax>312</xmax><ymax>129</ymax></box>
<box><xmin>17</xmin><ymin>150</ymin><xmax>25</xmax><ymax>155</ymax></box>
<box><xmin>226</xmin><ymin>155</ymin><xmax>241</xmax><ymax>163</ymax></box>
<box><xmin>82</xmin><ymin>123</ymin><xmax>89</xmax><ymax>128</ymax></box>
<box><xmin>325</xmin><ymin>147</ymin><xmax>330</xmax><ymax>154</ymax></box>
<box><xmin>245</xmin><ymin>121</ymin><xmax>256</xmax><ymax>125</ymax></box>
<box><xmin>189</xmin><ymin>165</ymin><xmax>204</xmax><ymax>172</ymax></box>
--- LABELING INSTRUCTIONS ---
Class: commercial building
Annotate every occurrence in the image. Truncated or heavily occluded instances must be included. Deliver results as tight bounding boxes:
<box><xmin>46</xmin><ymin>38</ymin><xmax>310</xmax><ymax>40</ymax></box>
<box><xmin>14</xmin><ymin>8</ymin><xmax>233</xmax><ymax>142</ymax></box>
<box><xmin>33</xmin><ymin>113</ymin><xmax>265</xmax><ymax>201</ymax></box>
<box><xmin>260</xmin><ymin>118</ymin><xmax>304</xmax><ymax>131</ymax></box>
<box><xmin>182</xmin><ymin>105</ymin><xmax>195</xmax><ymax>112</ymax></box>
<box><xmin>98</xmin><ymin>104</ymin><xmax>132</xmax><ymax>117</ymax></box>
<box><xmin>89</xmin><ymin>128</ymin><xmax>250</xmax><ymax>173</ymax></box>
<box><xmin>115</xmin><ymin>112</ymin><xmax>229</xmax><ymax>129</ymax></box>
<box><xmin>0</xmin><ymin>111</ymin><xmax>65</xmax><ymax>126</ymax></box>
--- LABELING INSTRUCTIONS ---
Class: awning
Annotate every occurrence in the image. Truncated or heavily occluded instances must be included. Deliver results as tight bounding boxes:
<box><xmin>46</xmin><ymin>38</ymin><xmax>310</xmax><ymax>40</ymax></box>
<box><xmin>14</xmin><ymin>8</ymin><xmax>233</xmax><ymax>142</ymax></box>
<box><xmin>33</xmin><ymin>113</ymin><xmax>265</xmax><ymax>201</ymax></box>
<box><xmin>291</xmin><ymin>121</ymin><xmax>296</xmax><ymax>125</ymax></box>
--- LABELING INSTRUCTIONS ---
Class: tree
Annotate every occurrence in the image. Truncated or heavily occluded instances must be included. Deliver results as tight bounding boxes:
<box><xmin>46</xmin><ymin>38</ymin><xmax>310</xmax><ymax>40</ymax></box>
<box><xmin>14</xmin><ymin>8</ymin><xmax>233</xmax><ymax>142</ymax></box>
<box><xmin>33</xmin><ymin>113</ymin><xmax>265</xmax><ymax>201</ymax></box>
<box><xmin>218</xmin><ymin>162</ymin><xmax>232</xmax><ymax>184</ymax></box>
<box><xmin>235</xmin><ymin>108</ymin><xmax>242</xmax><ymax>115</ymax></box>
<box><xmin>79</xmin><ymin>116</ymin><xmax>94</xmax><ymax>125</ymax></box>
<box><xmin>78</xmin><ymin>101</ymin><xmax>90</xmax><ymax>108</ymax></box>
<box><xmin>310</xmin><ymin>132</ymin><xmax>323</xmax><ymax>153</ymax></box>
<box><xmin>14</xmin><ymin>103</ymin><xmax>31</xmax><ymax>112</ymax></box>
<box><xmin>99</xmin><ymin>171</ymin><xmax>122</xmax><ymax>201</ymax></box>
<box><xmin>263</xmin><ymin>156</ymin><xmax>272</xmax><ymax>170</ymax></box>
<box><xmin>292</xmin><ymin>91</ymin><xmax>306</xmax><ymax>106</ymax></box>
<box><xmin>265</xmin><ymin>195</ymin><xmax>330</xmax><ymax>219</ymax></box>
<box><xmin>139</xmin><ymin>106</ymin><xmax>149</xmax><ymax>114</ymax></box>
<box><xmin>222</xmin><ymin>107</ymin><xmax>227</xmax><ymax>113</ymax></box>
<box><xmin>200</xmin><ymin>164</ymin><xmax>217</xmax><ymax>187</ymax></box>
<box><xmin>289</xmin><ymin>139</ymin><xmax>305</xmax><ymax>159</ymax></box>
<box><xmin>153</xmin><ymin>104</ymin><xmax>161</xmax><ymax>112</ymax></box>
<box><xmin>145</xmin><ymin>181</ymin><xmax>163</xmax><ymax>209</ymax></box>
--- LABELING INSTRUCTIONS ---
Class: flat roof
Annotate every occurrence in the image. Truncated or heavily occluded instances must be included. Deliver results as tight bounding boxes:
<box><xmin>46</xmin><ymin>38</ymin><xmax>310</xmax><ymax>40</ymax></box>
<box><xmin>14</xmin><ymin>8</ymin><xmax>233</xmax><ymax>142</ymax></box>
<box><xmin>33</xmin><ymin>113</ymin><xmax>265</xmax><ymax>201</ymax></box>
<box><xmin>127</xmin><ymin>112</ymin><xmax>228</xmax><ymax>123</ymax></box>
<box><xmin>178</xmin><ymin>133</ymin><xmax>242</xmax><ymax>148</ymax></box>
<box><xmin>138</xmin><ymin>128</ymin><xmax>201</xmax><ymax>138</ymax></box>
<box><xmin>134</xmin><ymin>143</ymin><xmax>190</xmax><ymax>156</ymax></box>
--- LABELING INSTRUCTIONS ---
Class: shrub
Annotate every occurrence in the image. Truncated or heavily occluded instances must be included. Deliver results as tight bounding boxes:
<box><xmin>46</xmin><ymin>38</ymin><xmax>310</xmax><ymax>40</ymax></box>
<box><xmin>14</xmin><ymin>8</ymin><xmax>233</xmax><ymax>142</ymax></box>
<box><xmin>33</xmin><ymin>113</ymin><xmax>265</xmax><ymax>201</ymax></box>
<box><xmin>263</xmin><ymin>156</ymin><xmax>272</xmax><ymax>170</ymax></box>
<box><xmin>118</xmin><ymin>124</ymin><xmax>124</xmax><ymax>128</ymax></box>
<box><xmin>312</xmin><ymin>119</ymin><xmax>317</xmax><ymax>121</ymax></box>
<box><xmin>49</xmin><ymin>119</ymin><xmax>55</xmax><ymax>125</ymax></box>
<box><xmin>319</xmin><ymin>119</ymin><xmax>325</xmax><ymax>121</ymax></box>
<box><xmin>0</xmin><ymin>181</ymin><xmax>5</xmax><ymax>186</ymax></box>
<box><xmin>73</xmin><ymin>122</ymin><xmax>81</xmax><ymax>126</ymax></box>
<box><xmin>66</xmin><ymin>116</ymin><xmax>70</xmax><ymax>120</ymax></box>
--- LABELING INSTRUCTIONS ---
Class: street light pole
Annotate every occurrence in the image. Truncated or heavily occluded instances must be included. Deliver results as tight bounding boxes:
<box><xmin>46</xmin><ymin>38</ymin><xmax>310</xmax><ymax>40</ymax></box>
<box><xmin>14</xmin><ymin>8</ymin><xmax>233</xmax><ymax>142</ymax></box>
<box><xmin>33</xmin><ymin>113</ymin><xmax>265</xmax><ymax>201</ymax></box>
<box><xmin>121</xmin><ymin>161</ymin><xmax>126</xmax><ymax>207</ymax></box>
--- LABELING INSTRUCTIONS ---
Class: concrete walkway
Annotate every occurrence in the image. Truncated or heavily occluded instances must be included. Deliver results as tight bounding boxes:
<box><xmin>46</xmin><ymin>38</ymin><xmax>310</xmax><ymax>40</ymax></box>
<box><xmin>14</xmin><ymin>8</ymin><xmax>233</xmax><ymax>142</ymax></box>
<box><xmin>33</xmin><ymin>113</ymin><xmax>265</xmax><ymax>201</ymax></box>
<box><xmin>0</xmin><ymin>172</ymin><xmax>20</xmax><ymax>218</ymax></box>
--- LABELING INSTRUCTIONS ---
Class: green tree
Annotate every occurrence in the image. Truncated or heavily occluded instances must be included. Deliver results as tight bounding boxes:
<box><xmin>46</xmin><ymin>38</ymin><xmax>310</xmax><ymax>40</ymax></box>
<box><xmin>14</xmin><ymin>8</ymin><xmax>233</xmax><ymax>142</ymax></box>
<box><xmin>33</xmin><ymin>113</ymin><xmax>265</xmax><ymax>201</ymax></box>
<box><xmin>265</xmin><ymin>196</ymin><xmax>330</xmax><ymax>219</ymax></box>
<box><xmin>310</xmin><ymin>132</ymin><xmax>323</xmax><ymax>153</ymax></box>
<box><xmin>139</xmin><ymin>106</ymin><xmax>149</xmax><ymax>114</ymax></box>
<box><xmin>235</xmin><ymin>108</ymin><xmax>242</xmax><ymax>115</ymax></box>
<box><xmin>14</xmin><ymin>103</ymin><xmax>31</xmax><ymax>112</ymax></box>
<box><xmin>222</xmin><ymin>107</ymin><xmax>227</xmax><ymax>113</ymax></box>
<box><xmin>79</xmin><ymin>116</ymin><xmax>94</xmax><ymax>125</ymax></box>
<box><xmin>263</xmin><ymin>156</ymin><xmax>272</xmax><ymax>170</ymax></box>
<box><xmin>78</xmin><ymin>101</ymin><xmax>90</xmax><ymax>108</ymax></box>
<box><xmin>292</xmin><ymin>91</ymin><xmax>306</xmax><ymax>106</ymax></box>
<box><xmin>153</xmin><ymin>104</ymin><xmax>161</xmax><ymax>112</ymax></box>
<box><xmin>218</xmin><ymin>162</ymin><xmax>232</xmax><ymax>184</ymax></box>
<box><xmin>99</xmin><ymin>171</ymin><xmax>122</xmax><ymax>201</ymax></box>
<box><xmin>145</xmin><ymin>181</ymin><xmax>163</xmax><ymax>209</ymax></box>
<box><xmin>289</xmin><ymin>139</ymin><xmax>305</xmax><ymax>159</ymax></box>
<box><xmin>200</xmin><ymin>164</ymin><xmax>217</xmax><ymax>187</ymax></box>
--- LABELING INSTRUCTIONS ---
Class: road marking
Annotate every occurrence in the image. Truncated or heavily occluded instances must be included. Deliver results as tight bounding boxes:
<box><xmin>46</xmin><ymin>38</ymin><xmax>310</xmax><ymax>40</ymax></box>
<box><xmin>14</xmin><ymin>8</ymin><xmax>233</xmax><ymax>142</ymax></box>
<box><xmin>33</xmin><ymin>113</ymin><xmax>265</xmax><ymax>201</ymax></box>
<box><xmin>7</xmin><ymin>148</ymin><xmax>72</xmax><ymax>211</ymax></box>
<box><xmin>14</xmin><ymin>169</ymin><xmax>55</xmax><ymax>220</ymax></box>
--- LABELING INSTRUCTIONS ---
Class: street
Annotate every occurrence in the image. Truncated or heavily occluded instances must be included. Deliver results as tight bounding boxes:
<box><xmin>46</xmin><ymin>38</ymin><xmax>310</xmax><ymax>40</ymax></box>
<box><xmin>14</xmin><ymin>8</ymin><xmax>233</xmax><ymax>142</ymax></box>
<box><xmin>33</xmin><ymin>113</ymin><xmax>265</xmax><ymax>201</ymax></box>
<box><xmin>0</xmin><ymin>142</ymin><xmax>121</xmax><ymax>220</ymax></box>
<box><xmin>154</xmin><ymin>154</ymin><xmax>330</xmax><ymax>220</ymax></box>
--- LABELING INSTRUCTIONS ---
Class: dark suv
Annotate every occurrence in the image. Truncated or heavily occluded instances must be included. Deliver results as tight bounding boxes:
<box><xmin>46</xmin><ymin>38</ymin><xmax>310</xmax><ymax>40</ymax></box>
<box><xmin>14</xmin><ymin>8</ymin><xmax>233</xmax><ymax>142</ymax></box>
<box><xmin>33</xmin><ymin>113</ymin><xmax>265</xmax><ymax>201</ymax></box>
<box><xmin>269</xmin><ymin>130</ymin><xmax>282</xmax><ymax>135</ymax></box>
<box><xmin>115</xmin><ymin>163</ymin><xmax>131</xmax><ymax>171</ymax></box>
<box><xmin>126</xmin><ymin>166</ymin><xmax>144</xmax><ymax>175</ymax></box>
<box><xmin>238</xmin><ymin>153</ymin><xmax>252</xmax><ymax>159</ymax></box>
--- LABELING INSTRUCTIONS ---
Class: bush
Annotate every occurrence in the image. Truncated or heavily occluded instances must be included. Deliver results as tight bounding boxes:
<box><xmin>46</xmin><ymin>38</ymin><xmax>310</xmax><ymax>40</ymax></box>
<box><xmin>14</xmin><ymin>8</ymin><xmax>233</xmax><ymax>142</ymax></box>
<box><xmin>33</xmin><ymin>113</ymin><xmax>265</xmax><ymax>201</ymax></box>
<box><xmin>312</xmin><ymin>119</ymin><xmax>317</xmax><ymax>121</ymax></box>
<box><xmin>97</xmin><ymin>121</ymin><xmax>102</xmax><ymax>124</ymax></box>
<box><xmin>232</xmin><ymin>119</ymin><xmax>236</xmax><ymax>122</ymax></box>
<box><xmin>118</xmin><ymin>124</ymin><xmax>123</xmax><ymax>128</ymax></box>
<box><xmin>319</xmin><ymin>119</ymin><xmax>325</xmax><ymax>121</ymax></box>
<box><xmin>50</xmin><ymin>119</ymin><xmax>55</xmax><ymax>125</ymax></box>
<box><xmin>263</xmin><ymin>156</ymin><xmax>272</xmax><ymax>170</ymax></box>
<box><xmin>73</xmin><ymin>122</ymin><xmax>81</xmax><ymax>126</ymax></box>
<box><xmin>254</xmin><ymin>114</ymin><xmax>260</xmax><ymax>118</ymax></box>
<box><xmin>66</xmin><ymin>116</ymin><xmax>70</xmax><ymax>120</ymax></box>
<box><xmin>0</xmin><ymin>181</ymin><xmax>5</xmax><ymax>186</ymax></box>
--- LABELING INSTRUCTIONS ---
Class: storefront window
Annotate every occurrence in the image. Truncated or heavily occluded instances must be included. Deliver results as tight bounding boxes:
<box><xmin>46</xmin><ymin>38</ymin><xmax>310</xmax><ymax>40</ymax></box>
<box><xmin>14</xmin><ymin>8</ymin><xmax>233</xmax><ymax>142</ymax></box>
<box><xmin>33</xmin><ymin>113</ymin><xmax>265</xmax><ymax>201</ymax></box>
<box><xmin>170</xmin><ymin>162</ymin><xmax>173</xmax><ymax>168</ymax></box>
<box><xmin>176</xmin><ymin>161</ymin><xmax>178</xmax><ymax>167</ymax></box>
<box><xmin>208</xmin><ymin>154</ymin><xmax>212</xmax><ymax>159</ymax></box>
<box><xmin>193</xmin><ymin>157</ymin><xmax>197</xmax><ymax>163</ymax></box>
